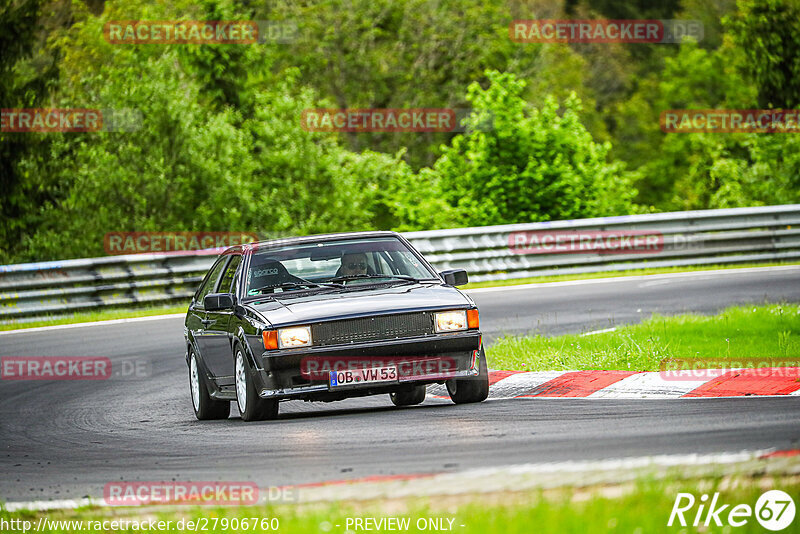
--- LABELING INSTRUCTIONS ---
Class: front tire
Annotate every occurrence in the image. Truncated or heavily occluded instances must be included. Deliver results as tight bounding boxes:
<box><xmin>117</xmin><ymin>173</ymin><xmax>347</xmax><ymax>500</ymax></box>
<box><xmin>446</xmin><ymin>346</ymin><xmax>489</xmax><ymax>404</ymax></box>
<box><xmin>390</xmin><ymin>384</ymin><xmax>427</xmax><ymax>406</ymax></box>
<box><xmin>189</xmin><ymin>351</ymin><xmax>230</xmax><ymax>420</ymax></box>
<box><xmin>235</xmin><ymin>348</ymin><xmax>279</xmax><ymax>422</ymax></box>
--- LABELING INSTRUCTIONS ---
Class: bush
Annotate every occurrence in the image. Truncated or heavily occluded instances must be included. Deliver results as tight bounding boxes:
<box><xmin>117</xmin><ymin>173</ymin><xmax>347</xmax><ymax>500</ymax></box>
<box><xmin>426</xmin><ymin>70</ymin><xmax>638</xmax><ymax>226</ymax></box>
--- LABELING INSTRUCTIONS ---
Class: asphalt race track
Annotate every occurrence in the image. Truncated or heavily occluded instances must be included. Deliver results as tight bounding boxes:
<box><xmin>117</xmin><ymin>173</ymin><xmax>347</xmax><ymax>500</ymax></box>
<box><xmin>1</xmin><ymin>266</ymin><xmax>799</xmax><ymax>503</ymax></box>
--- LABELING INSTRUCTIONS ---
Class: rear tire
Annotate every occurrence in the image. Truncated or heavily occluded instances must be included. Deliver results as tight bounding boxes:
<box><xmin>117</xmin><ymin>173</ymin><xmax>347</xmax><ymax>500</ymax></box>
<box><xmin>235</xmin><ymin>347</ymin><xmax>279</xmax><ymax>422</ymax></box>
<box><xmin>189</xmin><ymin>351</ymin><xmax>230</xmax><ymax>420</ymax></box>
<box><xmin>390</xmin><ymin>384</ymin><xmax>427</xmax><ymax>406</ymax></box>
<box><xmin>446</xmin><ymin>346</ymin><xmax>489</xmax><ymax>404</ymax></box>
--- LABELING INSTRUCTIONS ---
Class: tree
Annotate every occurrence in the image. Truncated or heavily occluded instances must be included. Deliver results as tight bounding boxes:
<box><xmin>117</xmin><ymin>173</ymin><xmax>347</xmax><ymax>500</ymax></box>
<box><xmin>616</xmin><ymin>38</ymin><xmax>798</xmax><ymax>211</ymax></box>
<box><xmin>727</xmin><ymin>0</ymin><xmax>800</xmax><ymax>108</ymax></box>
<box><xmin>12</xmin><ymin>7</ymin><xmax>420</xmax><ymax>260</ymax></box>
<box><xmin>256</xmin><ymin>0</ymin><xmax>555</xmax><ymax>169</ymax></box>
<box><xmin>426</xmin><ymin>71</ymin><xmax>638</xmax><ymax>227</ymax></box>
<box><xmin>612</xmin><ymin>39</ymin><xmax>756</xmax><ymax>209</ymax></box>
<box><xmin>0</xmin><ymin>0</ymin><xmax>65</xmax><ymax>262</ymax></box>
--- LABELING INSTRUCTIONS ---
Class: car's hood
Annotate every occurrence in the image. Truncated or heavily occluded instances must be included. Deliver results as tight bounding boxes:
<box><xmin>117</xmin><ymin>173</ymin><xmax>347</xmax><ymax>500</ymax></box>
<box><xmin>247</xmin><ymin>283</ymin><xmax>471</xmax><ymax>327</ymax></box>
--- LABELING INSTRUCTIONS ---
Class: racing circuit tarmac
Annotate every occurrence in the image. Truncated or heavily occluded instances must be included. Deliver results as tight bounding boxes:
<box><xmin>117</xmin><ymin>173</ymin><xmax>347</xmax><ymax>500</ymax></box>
<box><xmin>1</xmin><ymin>266</ymin><xmax>798</xmax><ymax>503</ymax></box>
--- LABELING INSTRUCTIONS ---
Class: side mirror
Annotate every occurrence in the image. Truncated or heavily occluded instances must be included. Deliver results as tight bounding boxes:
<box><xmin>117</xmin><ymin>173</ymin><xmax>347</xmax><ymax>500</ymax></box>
<box><xmin>204</xmin><ymin>293</ymin><xmax>234</xmax><ymax>311</ymax></box>
<box><xmin>440</xmin><ymin>269</ymin><xmax>469</xmax><ymax>287</ymax></box>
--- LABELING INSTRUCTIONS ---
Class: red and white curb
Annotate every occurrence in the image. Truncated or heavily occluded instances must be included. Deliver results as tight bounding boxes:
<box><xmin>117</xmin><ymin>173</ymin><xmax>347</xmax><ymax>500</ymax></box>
<box><xmin>430</xmin><ymin>368</ymin><xmax>800</xmax><ymax>399</ymax></box>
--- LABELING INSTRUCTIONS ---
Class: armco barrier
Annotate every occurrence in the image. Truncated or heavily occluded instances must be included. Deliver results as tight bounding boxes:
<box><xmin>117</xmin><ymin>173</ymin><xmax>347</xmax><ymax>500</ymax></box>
<box><xmin>1</xmin><ymin>204</ymin><xmax>799</xmax><ymax>320</ymax></box>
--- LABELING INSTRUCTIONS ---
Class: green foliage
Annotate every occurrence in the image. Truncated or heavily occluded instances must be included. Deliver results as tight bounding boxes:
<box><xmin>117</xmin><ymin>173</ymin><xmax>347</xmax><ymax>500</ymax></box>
<box><xmin>19</xmin><ymin>45</ymin><xmax>253</xmax><ymax>258</ymax></box>
<box><xmin>2</xmin><ymin>0</ymin><xmax>800</xmax><ymax>263</ymax></box>
<box><xmin>727</xmin><ymin>0</ymin><xmax>800</xmax><ymax>108</ymax></box>
<box><xmin>229</xmin><ymin>77</ymin><xmax>414</xmax><ymax>236</ymax></box>
<box><xmin>621</xmin><ymin>39</ymin><xmax>755</xmax><ymax>209</ymax></box>
<box><xmin>0</xmin><ymin>0</ymin><xmax>60</xmax><ymax>261</ymax></box>
<box><xmin>428</xmin><ymin>71</ymin><xmax>637</xmax><ymax>226</ymax></box>
<box><xmin>613</xmin><ymin>35</ymin><xmax>800</xmax><ymax>211</ymax></box>
<box><xmin>261</xmin><ymin>0</ymin><xmax>554</xmax><ymax>169</ymax></box>
<box><xmin>11</xmin><ymin>5</ymin><xmax>415</xmax><ymax>260</ymax></box>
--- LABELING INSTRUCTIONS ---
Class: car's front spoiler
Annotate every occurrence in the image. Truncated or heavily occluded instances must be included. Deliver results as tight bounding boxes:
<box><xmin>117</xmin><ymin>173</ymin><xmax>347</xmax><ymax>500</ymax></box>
<box><xmin>252</xmin><ymin>331</ymin><xmax>481</xmax><ymax>400</ymax></box>
<box><xmin>258</xmin><ymin>367</ymin><xmax>477</xmax><ymax>399</ymax></box>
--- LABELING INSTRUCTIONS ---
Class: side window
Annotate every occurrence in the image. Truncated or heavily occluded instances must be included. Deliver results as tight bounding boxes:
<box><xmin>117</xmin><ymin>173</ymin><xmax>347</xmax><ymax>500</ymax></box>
<box><xmin>217</xmin><ymin>255</ymin><xmax>242</xmax><ymax>295</ymax></box>
<box><xmin>195</xmin><ymin>258</ymin><xmax>228</xmax><ymax>306</ymax></box>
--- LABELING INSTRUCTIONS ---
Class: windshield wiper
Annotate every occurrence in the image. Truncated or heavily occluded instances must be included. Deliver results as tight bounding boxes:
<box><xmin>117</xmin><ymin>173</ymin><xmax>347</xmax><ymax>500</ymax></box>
<box><xmin>326</xmin><ymin>274</ymin><xmax>418</xmax><ymax>284</ymax></box>
<box><xmin>249</xmin><ymin>281</ymin><xmax>321</xmax><ymax>294</ymax></box>
<box><xmin>249</xmin><ymin>280</ymin><xmax>344</xmax><ymax>294</ymax></box>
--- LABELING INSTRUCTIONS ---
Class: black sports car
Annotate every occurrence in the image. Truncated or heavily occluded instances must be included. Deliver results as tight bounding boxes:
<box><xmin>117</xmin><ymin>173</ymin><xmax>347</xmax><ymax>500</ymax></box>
<box><xmin>184</xmin><ymin>231</ymin><xmax>488</xmax><ymax>421</ymax></box>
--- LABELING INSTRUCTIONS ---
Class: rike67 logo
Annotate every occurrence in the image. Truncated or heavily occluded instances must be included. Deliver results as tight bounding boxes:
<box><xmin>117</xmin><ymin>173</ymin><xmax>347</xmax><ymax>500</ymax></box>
<box><xmin>669</xmin><ymin>490</ymin><xmax>796</xmax><ymax>531</ymax></box>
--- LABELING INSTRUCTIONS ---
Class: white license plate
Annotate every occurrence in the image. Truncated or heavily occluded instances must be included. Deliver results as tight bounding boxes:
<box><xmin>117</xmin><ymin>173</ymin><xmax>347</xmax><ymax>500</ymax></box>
<box><xmin>329</xmin><ymin>366</ymin><xmax>398</xmax><ymax>388</ymax></box>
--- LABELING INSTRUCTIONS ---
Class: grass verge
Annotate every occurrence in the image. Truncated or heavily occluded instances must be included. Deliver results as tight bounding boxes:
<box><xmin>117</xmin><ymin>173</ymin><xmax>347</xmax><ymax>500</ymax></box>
<box><xmin>0</xmin><ymin>305</ymin><xmax>188</xmax><ymax>332</ymax></box>
<box><xmin>486</xmin><ymin>303</ymin><xmax>800</xmax><ymax>371</ymax></box>
<box><xmin>463</xmin><ymin>261</ymin><xmax>799</xmax><ymax>289</ymax></box>
<box><xmin>1</xmin><ymin>475</ymin><xmax>796</xmax><ymax>533</ymax></box>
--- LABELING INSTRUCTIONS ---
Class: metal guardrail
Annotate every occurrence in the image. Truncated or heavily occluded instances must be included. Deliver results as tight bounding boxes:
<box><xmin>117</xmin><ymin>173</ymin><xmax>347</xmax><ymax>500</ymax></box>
<box><xmin>1</xmin><ymin>204</ymin><xmax>799</xmax><ymax>321</ymax></box>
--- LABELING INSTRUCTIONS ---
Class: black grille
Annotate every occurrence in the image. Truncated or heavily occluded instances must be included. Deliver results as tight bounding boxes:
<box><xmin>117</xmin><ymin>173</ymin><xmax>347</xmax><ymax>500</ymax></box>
<box><xmin>311</xmin><ymin>312</ymin><xmax>433</xmax><ymax>347</ymax></box>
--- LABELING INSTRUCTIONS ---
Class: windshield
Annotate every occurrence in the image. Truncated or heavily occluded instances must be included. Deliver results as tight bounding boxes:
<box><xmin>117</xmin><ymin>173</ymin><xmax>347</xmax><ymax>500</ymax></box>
<box><xmin>244</xmin><ymin>236</ymin><xmax>437</xmax><ymax>296</ymax></box>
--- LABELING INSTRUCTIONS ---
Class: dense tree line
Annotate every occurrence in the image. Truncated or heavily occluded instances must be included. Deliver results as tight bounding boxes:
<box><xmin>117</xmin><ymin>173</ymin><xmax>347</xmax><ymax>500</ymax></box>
<box><xmin>1</xmin><ymin>0</ymin><xmax>799</xmax><ymax>262</ymax></box>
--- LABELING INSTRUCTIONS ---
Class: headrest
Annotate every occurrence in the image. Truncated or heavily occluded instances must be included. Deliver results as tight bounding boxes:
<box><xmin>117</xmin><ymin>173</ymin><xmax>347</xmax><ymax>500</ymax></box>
<box><xmin>248</xmin><ymin>260</ymin><xmax>291</xmax><ymax>291</ymax></box>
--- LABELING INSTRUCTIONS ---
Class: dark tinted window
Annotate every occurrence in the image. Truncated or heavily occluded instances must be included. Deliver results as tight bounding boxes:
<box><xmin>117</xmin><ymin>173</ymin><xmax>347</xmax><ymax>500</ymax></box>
<box><xmin>246</xmin><ymin>236</ymin><xmax>436</xmax><ymax>295</ymax></box>
<box><xmin>217</xmin><ymin>255</ymin><xmax>242</xmax><ymax>294</ymax></box>
<box><xmin>195</xmin><ymin>257</ymin><xmax>228</xmax><ymax>306</ymax></box>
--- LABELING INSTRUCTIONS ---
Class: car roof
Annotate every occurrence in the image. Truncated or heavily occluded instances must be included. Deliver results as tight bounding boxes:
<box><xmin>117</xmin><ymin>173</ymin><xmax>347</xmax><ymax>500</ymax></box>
<box><xmin>223</xmin><ymin>230</ymin><xmax>404</xmax><ymax>255</ymax></box>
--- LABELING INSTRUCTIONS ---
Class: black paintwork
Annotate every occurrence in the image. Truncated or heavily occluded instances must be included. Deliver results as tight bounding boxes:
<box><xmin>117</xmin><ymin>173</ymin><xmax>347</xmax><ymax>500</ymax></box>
<box><xmin>184</xmin><ymin>231</ymin><xmax>481</xmax><ymax>401</ymax></box>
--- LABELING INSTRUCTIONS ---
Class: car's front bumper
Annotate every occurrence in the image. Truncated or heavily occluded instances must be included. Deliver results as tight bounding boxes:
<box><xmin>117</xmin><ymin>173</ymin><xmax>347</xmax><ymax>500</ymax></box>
<box><xmin>252</xmin><ymin>331</ymin><xmax>481</xmax><ymax>401</ymax></box>
<box><xmin>258</xmin><ymin>366</ymin><xmax>478</xmax><ymax>400</ymax></box>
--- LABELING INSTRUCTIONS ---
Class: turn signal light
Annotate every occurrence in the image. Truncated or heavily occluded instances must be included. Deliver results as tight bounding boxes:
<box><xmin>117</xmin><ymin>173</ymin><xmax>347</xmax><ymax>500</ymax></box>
<box><xmin>262</xmin><ymin>330</ymin><xmax>278</xmax><ymax>350</ymax></box>
<box><xmin>467</xmin><ymin>309</ymin><xmax>480</xmax><ymax>329</ymax></box>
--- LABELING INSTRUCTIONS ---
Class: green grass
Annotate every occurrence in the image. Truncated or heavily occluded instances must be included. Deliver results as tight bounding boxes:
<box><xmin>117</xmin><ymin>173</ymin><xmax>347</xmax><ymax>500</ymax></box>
<box><xmin>463</xmin><ymin>261</ymin><xmax>799</xmax><ymax>289</ymax></box>
<box><xmin>2</xmin><ymin>476</ymin><xmax>795</xmax><ymax>533</ymax></box>
<box><xmin>0</xmin><ymin>305</ymin><xmax>188</xmax><ymax>331</ymax></box>
<box><xmin>486</xmin><ymin>303</ymin><xmax>800</xmax><ymax>371</ymax></box>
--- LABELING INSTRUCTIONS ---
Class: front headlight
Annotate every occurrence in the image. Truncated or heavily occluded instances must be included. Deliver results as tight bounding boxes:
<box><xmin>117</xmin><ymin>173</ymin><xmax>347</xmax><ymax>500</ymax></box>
<box><xmin>278</xmin><ymin>326</ymin><xmax>312</xmax><ymax>348</ymax></box>
<box><xmin>434</xmin><ymin>310</ymin><xmax>468</xmax><ymax>332</ymax></box>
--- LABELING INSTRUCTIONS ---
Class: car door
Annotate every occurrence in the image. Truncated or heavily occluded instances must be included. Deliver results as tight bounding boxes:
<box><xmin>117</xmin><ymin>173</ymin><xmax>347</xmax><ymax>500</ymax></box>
<box><xmin>187</xmin><ymin>255</ymin><xmax>227</xmax><ymax>346</ymax></box>
<box><xmin>189</xmin><ymin>256</ymin><xmax>230</xmax><ymax>379</ymax></box>
<box><xmin>200</xmin><ymin>254</ymin><xmax>242</xmax><ymax>382</ymax></box>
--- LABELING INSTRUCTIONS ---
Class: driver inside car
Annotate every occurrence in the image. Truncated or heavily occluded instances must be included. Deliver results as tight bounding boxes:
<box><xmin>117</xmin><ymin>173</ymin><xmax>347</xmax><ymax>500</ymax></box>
<box><xmin>336</xmin><ymin>252</ymin><xmax>370</xmax><ymax>277</ymax></box>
